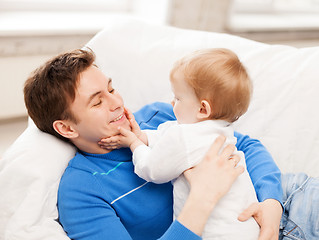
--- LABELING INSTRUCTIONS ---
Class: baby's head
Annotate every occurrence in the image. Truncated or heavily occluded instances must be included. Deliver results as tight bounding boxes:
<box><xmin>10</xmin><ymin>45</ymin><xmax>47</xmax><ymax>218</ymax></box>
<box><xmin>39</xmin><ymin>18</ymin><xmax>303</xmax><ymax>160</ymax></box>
<box><xmin>170</xmin><ymin>48</ymin><xmax>252</xmax><ymax>124</ymax></box>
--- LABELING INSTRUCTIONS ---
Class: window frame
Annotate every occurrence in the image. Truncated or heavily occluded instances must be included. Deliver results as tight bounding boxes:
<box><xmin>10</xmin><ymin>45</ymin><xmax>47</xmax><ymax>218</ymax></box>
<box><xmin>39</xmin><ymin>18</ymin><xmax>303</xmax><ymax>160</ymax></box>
<box><xmin>232</xmin><ymin>0</ymin><xmax>319</xmax><ymax>14</ymax></box>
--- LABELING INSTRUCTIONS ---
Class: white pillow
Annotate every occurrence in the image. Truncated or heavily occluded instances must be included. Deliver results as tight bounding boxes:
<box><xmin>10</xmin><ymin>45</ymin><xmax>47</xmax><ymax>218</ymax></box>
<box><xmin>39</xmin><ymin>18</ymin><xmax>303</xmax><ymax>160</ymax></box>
<box><xmin>0</xmin><ymin>122</ymin><xmax>75</xmax><ymax>239</ymax></box>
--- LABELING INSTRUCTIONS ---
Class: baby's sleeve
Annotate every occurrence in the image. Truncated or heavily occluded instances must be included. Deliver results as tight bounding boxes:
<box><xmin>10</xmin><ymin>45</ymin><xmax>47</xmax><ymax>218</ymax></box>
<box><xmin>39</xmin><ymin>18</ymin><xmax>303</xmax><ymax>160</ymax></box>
<box><xmin>143</xmin><ymin>121</ymin><xmax>178</xmax><ymax>148</ymax></box>
<box><xmin>142</xmin><ymin>130</ymin><xmax>161</xmax><ymax>148</ymax></box>
<box><xmin>133</xmin><ymin>125</ymin><xmax>189</xmax><ymax>184</ymax></box>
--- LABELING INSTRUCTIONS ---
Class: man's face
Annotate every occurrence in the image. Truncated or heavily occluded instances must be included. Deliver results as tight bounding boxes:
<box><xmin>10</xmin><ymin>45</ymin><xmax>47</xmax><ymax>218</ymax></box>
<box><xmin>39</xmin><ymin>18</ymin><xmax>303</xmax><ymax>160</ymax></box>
<box><xmin>69</xmin><ymin>66</ymin><xmax>130</xmax><ymax>152</ymax></box>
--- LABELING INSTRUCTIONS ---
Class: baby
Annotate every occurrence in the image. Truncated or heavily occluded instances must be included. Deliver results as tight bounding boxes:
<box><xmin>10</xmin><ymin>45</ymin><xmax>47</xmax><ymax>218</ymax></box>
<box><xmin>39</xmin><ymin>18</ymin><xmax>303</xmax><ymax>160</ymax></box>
<box><xmin>100</xmin><ymin>48</ymin><xmax>260</xmax><ymax>239</ymax></box>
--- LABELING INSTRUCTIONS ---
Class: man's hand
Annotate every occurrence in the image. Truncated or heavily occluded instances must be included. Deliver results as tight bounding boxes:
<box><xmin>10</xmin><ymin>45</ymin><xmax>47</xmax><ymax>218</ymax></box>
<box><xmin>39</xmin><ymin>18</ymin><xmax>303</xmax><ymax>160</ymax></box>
<box><xmin>178</xmin><ymin>136</ymin><xmax>244</xmax><ymax>236</ymax></box>
<box><xmin>238</xmin><ymin>199</ymin><xmax>283</xmax><ymax>240</ymax></box>
<box><xmin>184</xmin><ymin>136</ymin><xmax>244</xmax><ymax>209</ymax></box>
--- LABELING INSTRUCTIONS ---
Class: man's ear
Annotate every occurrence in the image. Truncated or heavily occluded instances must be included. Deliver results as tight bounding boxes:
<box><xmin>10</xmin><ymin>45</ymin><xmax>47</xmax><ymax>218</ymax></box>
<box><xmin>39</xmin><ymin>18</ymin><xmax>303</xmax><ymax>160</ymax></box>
<box><xmin>197</xmin><ymin>100</ymin><xmax>211</xmax><ymax>120</ymax></box>
<box><xmin>53</xmin><ymin>120</ymin><xmax>79</xmax><ymax>139</ymax></box>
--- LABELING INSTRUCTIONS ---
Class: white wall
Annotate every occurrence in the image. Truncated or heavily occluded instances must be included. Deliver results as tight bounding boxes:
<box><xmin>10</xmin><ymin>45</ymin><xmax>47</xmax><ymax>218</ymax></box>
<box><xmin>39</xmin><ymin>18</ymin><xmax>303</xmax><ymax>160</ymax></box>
<box><xmin>1</xmin><ymin>1</ymin><xmax>319</xmax><ymax>121</ymax></box>
<box><xmin>0</xmin><ymin>34</ymin><xmax>93</xmax><ymax>120</ymax></box>
<box><xmin>0</xmin><ymin>55</ymin><xmax>50</xmax><ymax>119</ymax></box>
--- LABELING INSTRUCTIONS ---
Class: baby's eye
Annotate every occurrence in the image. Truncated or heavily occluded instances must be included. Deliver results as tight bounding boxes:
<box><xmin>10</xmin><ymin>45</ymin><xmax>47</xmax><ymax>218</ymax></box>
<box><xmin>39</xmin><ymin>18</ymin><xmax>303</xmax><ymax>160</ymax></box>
<box><xmin>109</xmin><ymin>88</ymin><xmax>115</xmax><ymax>94</ymax></box>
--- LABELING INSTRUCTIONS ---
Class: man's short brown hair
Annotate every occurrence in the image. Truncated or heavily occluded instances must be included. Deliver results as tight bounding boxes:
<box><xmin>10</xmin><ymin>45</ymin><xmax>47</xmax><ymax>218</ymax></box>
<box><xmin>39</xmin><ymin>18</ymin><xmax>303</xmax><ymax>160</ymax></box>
<box><xmin>24</xmin><ymin>48</ymin><xmax>95</xmax><ymax>141</ymax></box>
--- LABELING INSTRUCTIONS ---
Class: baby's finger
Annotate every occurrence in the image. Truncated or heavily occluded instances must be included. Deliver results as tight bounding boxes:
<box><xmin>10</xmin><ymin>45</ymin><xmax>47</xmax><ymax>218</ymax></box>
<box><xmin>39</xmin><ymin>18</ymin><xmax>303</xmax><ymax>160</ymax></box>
<box><xmin>100</xmin><ymin>136</ymin><xmax>120</xmax><ymax>143</ymax></box>
<box><xmin>118</xmin><ymin>127</ymin><xmax>133</xmax><ymax>137</ymax></box>
<box><xmin>100</xmin><ymin>139</ymin><xmax>111</xmax><ymax>144</ymax></box>
<box><xmin>124</xmin><ymin>107</ymin><xmax>134</xmax><ymax>120</ymax></box>
<box><xmin>99</xmin><ymin>141</ymin><xmax>119</xmax><ymax>146</ymax></box>
<box><xmin>99</xmin><ymin>142</ymin><xmax>116</xmax><ymax>148</ymax></box>
<box><xmin>104</xmin><ymin>145</ymin><xmax>119</xmax><ymax>150</ymax></box>
<box><xmin>130</xmin><ymin>118</ymin><xmax>139</xmax><ymax>131</ymax></box>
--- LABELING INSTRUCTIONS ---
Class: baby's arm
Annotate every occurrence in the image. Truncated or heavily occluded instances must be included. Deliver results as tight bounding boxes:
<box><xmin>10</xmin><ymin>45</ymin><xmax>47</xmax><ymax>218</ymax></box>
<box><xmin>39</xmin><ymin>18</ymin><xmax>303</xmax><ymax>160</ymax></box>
<box><xmin>133</xmin><ymin>125</ymin><xmax>190</xmax><ymax>183</ymax></box>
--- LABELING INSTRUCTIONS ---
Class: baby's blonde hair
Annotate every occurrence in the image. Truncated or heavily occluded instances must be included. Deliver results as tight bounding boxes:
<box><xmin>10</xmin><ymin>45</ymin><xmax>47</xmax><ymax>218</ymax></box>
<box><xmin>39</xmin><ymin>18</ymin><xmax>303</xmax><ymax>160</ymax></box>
<box><xmin>170</xmin><ymin>48</ymin><xmax>252</xmax><ymax>123</ymax></box>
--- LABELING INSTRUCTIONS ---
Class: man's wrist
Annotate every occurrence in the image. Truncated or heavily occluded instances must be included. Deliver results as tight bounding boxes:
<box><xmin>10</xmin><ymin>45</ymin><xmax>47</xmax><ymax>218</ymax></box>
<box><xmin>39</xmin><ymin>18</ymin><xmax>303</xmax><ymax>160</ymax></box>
<box><xmin>177</xmin><ymin>190</ymin><xmax>218</xmax><ymax>236</ymax></box>
<box><xmin>189</xmin><ymin>189</ymin><xmax>219</xmax><ymax>214</ymax></box>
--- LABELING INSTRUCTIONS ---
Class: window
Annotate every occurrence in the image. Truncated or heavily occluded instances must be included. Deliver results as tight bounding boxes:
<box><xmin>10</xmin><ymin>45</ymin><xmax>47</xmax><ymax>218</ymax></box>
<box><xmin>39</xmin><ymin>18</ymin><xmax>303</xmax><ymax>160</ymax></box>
<box><xmin>0</xmin><ymin>0</ymin><xmax>130</xmax><ymax>56</ymax></box>
<box><xmin>0</xmin><ymin>0</ymin><xmax>129</xmax><ymax>12</ymax></box>
<box><xmin>0</xmin><ymin>0</ymin><xmax>170</xmax><ymax>56</ymax></box>
<box><xmin>0</xmin><ymin>0</ymin><xmax>131</xmax><ymax>36</ymax></box>
<box><xmin>0</xmin><ymin>0</ymin><xmax>169</xmax><ymax>36</ymax></box>
<box><xmin>232</xmin><ymin>0</ymin><xmax>319</xmax><ymax>14</ymax></box>
<box><xmin>229</xmin><ymin>0</ymin><xmax>319</xmax><ymax>32</ymax></box>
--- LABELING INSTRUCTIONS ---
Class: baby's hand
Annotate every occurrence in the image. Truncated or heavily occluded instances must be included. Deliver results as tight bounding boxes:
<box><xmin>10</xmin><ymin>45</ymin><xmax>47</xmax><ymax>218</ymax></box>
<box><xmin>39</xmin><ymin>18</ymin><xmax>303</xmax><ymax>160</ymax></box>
<box><xmin>99</xmin><ymin>127</ymin><xmax>138</xmax><ymax>150</ymax></box>
<box><xmin>124</xmin><ymin>107</ymin><xmax>142</xmax><ymax>138</ymax></box>
<box><xmin>99</xmin><ymin>135</ymin><xmax>124</xmax><ymax>150</ymax></box>
<box><xmin>99</xmin><ymin>107</ymin><xmax>146</xmax><ymax>151</ymax></box>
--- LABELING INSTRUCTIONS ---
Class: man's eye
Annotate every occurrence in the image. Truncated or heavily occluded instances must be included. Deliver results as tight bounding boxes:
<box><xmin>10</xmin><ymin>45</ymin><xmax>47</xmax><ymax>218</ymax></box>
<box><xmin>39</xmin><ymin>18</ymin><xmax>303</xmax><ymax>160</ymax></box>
<box><xmin>93</xmin><ymin>100</ymin><xmax>102</xmax><ymax>107</ymax></box>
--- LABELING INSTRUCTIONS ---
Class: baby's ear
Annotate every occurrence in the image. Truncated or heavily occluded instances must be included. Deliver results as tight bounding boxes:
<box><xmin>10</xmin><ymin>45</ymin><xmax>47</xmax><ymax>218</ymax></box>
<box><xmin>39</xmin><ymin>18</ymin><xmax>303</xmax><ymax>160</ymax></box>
<box><xmin>197</xmin><ymin>100</ymin><xmax>211</xmax><ymax>120</ymax></box>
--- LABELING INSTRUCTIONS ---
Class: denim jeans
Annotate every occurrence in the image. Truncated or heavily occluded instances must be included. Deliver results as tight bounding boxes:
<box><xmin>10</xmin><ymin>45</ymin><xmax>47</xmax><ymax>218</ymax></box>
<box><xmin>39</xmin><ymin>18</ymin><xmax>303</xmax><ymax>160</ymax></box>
<box><xmin>279</xmin><ymin>173</ymin><xmax>319</xmax><ymax>240</ymax></box>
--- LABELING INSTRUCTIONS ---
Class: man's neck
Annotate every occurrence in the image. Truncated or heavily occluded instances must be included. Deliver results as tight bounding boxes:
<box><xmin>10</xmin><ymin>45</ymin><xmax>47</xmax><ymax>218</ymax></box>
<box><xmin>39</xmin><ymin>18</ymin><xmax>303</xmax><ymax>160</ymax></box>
<box><xmin>73</xmin><ymin>139</ymin><xmax>111</xmax><ymax>154</ymax></box>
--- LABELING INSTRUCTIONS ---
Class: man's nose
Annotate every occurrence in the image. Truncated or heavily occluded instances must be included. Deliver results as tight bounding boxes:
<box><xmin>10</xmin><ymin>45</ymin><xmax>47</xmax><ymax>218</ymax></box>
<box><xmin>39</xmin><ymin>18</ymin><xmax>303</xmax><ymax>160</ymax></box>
<box><xmin>108</xmin><ymin>94</ymin><xmax>122</xmax><ymax>111</ymax></box>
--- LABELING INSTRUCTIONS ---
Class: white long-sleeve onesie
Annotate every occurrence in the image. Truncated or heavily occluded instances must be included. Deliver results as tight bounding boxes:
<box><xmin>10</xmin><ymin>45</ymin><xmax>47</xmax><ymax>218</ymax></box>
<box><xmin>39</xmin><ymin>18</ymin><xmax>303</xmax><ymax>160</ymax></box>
<box><xmin>133</xmin><ymin>120</ymin><xmax>260</xmax><ymax>240</ymax></box>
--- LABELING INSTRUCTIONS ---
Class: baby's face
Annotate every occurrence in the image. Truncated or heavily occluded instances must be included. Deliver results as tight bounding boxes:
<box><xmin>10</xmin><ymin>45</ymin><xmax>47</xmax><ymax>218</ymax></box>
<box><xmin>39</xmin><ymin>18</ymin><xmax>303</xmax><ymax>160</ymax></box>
<box><xmin>170</xmin><ymin>70</ymin><xmax>201</xmax><ymax>124</ymax></box>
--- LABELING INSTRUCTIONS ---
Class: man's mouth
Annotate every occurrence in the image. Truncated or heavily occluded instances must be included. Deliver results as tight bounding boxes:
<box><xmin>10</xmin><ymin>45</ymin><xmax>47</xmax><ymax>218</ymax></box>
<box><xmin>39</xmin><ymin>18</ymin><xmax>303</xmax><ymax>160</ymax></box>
<box><xmin>110</xmin><ymin>114</ymin><xmax>124</xmax><ymax>123</ymax></box>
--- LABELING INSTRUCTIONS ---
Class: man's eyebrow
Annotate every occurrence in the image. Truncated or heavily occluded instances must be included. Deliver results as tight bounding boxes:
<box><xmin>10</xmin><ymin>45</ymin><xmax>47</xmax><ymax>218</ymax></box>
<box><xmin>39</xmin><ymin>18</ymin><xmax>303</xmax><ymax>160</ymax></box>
<box><xmin>87</xmin><ymin>78</ymin><xmax>112</xmax><ymax>106</ymax></box>
<box><xmin>87</xmin><ymin>91</ymin><xmax>101</xmax><ymax>106</ymax></box>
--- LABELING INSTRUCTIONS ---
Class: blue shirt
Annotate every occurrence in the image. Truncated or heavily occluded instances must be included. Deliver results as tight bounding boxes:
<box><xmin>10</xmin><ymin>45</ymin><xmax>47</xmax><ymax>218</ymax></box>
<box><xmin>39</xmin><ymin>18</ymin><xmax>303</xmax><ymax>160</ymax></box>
<box><xmin>58</xmin><ymin>102</ymin><xmax>282</xmax><ymax>240</ymax></box>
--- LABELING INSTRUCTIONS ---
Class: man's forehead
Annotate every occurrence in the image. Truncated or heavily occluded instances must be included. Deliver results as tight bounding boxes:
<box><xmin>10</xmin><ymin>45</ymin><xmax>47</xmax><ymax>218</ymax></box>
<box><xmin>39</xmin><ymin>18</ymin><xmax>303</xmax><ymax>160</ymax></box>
<box><xmin>77</xmin><ymin>67</ymin><xmax>111</xmax><ymax>91</ymax></box>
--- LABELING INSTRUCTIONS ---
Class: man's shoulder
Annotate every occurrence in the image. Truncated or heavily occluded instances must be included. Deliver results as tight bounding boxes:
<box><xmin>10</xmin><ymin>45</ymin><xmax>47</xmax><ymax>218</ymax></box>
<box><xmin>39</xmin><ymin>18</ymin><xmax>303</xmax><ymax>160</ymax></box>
<box><xmin>67</xmin><ymin>152</ymin><xmax>95</xmax><ymax>171</ymax></box>
<box><xmin>59</xmin><ymin>152</ymin><xmax>96</xmax><ymax>187</ymax></box>
<box><xmin>134</xmin><ymin>102</ymin><xmax>176</xmax><ymax>130</ymax></box>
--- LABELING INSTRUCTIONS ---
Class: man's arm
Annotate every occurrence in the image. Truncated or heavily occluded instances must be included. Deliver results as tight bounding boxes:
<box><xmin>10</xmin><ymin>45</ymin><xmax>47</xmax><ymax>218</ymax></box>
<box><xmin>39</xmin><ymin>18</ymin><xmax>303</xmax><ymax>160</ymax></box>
<box><xmin>58</xmin><ymin>169</ymin><xmax>133</xmax><ymax>240</ymax></box>
<box><xmin>58</xmin><ymin>167</ymin><xmax>201</xmax><ymax>240</ymax></box>
<box><xmin>235</xmin><ymin>131</ymin><xmax>283</xmax><ymax>240</ymax></box>
<box><xmin>235</xmin><ymin>131</ymin><xmax>283</xmax><ymax>204</ymax></box>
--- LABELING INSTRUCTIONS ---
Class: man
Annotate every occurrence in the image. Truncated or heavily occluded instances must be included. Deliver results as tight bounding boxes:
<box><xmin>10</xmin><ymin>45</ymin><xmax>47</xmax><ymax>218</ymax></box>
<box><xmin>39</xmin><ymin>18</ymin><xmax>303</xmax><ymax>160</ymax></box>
<box><xmin>24</xmin><ymin>49</ymin><xmax>283</xmax><ymax>239</ymax></box>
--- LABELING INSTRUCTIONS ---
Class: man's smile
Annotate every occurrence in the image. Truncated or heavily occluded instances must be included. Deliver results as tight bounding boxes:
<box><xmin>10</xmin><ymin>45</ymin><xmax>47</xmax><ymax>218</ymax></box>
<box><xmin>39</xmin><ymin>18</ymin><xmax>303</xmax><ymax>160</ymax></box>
<box><xmin>110</xmin><ymin>113</ymin><xmax>125</xmax><ymax>123</ymax></box>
